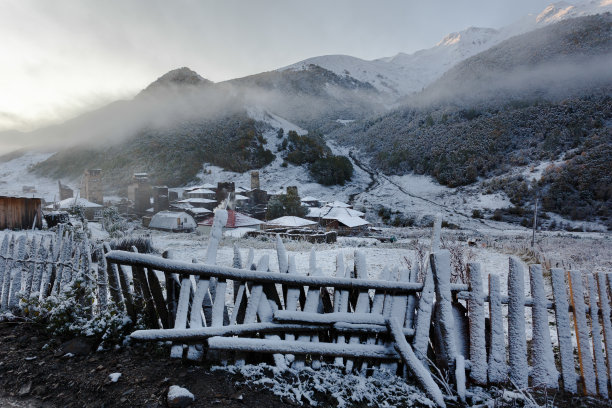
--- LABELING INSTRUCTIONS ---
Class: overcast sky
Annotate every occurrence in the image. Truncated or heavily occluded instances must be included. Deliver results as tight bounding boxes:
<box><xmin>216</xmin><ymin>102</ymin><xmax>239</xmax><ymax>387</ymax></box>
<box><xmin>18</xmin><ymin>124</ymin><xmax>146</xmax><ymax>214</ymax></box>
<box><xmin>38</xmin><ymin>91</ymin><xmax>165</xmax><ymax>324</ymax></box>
<box><xmin>0</xmin><ymin>0</ymin><xmax>575</xmax><ymax>132</ymax></box>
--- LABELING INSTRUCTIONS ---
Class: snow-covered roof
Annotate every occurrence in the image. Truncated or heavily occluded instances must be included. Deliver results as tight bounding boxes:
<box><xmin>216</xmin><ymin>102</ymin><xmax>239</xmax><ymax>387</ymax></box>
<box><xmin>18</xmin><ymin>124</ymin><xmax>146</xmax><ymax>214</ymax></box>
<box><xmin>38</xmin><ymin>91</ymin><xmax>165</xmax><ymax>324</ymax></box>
<box><xmin>308</xmin><ymin>207</ymin><xmax>364</xmax><ymax>219</ymax></box>
<box><xmin>149</xmin><ymin>211</ymin><xmax>197</xmax><ymax>230</ymax></box>
<box><xmin>187</xmin><ymin>207</ymin><xmax>212</xmax><ymax>214</ymax></box>
<box><xmin>235</xmin><ymin>186</ymin><xmax>251</xmax><ymax>193</ymax></box>
<box><xmin>266</xmin><ymin>216</ymin><xmax>317</xmax><ymax>228</ymax></box>
<box><xmin>198</xmin><ymin>210</ymin><xmax>263</xmax><ymax>228</ymax></box>
<box><xmin>301</xmin><ymin>196</ymin><xmax>320</xmax><ymax>202</ymax></box>
<box><xmin>235</xmin><ymin>194</ymin><xmax>249</xmax><ymax>200</ymax></box>
<box><xmin>325</xmin><ymin>201</ymin><xmax>351</xmax><ymax>208</ymax></box>
<box><xmin>58</xmin><ymin>197</ymin><xmax>103</xmax><ymax>209</ymax></box>
<box><xmin>185</xmin><ymin>188</ymin><xmax>215</xmax><ymax>195</ymax></box>
<box><xmin>335</xmin><ymin>215</ymin><xmax>370</xmax><ymax>228</ymax></box>
<box><xmin>177</xmin><ymin>198</ymin><xmax>217</xmax><ymax>204</ymax></box>
<box><xmin>185</xmin><ymin>184</ymin><xmax>216</xmax><ymax>191</ymax></box>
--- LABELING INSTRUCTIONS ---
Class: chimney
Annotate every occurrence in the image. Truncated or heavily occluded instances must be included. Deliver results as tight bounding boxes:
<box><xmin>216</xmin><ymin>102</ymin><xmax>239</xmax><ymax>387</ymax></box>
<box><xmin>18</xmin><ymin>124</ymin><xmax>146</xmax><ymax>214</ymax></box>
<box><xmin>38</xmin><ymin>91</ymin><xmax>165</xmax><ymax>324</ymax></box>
<box><xmin>251</xmin><ymin>171</ymin><xmax>260</xmax><ymax>190</ymax></box>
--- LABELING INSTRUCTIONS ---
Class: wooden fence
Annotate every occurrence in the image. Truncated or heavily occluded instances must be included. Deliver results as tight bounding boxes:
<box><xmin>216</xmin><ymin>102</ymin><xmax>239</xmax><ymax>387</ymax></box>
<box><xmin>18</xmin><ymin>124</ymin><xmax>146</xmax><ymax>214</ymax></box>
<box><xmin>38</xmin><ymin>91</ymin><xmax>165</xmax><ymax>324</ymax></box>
<box><xmin>0</xmin><ymin>226</ymin><xmax>93</xmax><ymax>310</ymax></box>
<box><xmin>1</xmin><ymin>210</ymin><xmax>611</xmax><ymax>407</ymax></box>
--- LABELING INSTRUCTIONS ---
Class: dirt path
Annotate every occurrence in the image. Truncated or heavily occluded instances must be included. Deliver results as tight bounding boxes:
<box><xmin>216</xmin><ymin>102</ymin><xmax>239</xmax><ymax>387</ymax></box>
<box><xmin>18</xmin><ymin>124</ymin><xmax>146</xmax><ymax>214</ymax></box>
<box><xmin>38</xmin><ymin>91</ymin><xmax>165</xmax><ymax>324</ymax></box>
<box><xmin>347</xmin><ymin>150</ymin><xmax>503</xmax><ymax>230</ymax></box>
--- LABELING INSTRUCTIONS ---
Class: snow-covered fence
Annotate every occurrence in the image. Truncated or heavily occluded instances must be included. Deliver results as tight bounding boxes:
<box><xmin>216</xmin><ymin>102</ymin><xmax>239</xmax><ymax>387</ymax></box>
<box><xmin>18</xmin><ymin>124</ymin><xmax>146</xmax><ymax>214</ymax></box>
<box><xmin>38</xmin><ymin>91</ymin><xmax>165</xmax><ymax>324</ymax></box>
<box><xmin>106</xmin><ymin>210</ymin><xmax>469</xmax><ymax>406</ymax></box>
<box><xmin>447</xmin><ymin>255</ymin><xmax>612</xmax><ymax>399</ymax></box>
<box><xmin>0</xmin><ymin>228</ymin><xmax>95</xmax><ymax>311</ymax></box>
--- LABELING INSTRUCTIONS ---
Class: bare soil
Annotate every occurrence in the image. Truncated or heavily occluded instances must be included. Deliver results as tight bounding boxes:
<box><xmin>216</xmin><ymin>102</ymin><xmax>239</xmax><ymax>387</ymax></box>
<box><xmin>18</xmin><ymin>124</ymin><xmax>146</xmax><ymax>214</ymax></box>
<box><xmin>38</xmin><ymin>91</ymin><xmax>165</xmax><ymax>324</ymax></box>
<box><xmin>0</xmin><ymin>321</ymin><xmax>295</xmax><ymax>408</ymax></box>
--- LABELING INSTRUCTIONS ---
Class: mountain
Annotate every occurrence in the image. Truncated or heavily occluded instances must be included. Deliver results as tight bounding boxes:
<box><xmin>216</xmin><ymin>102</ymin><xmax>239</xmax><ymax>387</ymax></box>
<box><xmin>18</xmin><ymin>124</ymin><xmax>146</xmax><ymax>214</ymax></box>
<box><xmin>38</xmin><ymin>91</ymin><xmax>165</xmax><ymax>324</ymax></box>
<box><xmin>280</xmin><ymin>1</ymin><xmax>612</xmax><ymax>96</ymax></box>
<box><xmin>26</xmin><ymin>64</ymin><xmax>384</xmax><ymax>190</ymax></box>
<box><xmin>330</xmin><ymin>14</ymin><xmax>612</xmax><ymax>227</ymax></box>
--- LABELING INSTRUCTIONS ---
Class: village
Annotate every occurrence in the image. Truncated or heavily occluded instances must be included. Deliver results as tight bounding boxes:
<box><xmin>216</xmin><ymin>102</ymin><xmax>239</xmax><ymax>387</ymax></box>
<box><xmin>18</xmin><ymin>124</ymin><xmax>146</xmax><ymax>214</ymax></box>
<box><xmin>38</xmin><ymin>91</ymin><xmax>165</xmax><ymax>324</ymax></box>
<box><xmin>0</xmin><ymin>169</ymin><xmax>370</xmax><ymax>242</ymax></box>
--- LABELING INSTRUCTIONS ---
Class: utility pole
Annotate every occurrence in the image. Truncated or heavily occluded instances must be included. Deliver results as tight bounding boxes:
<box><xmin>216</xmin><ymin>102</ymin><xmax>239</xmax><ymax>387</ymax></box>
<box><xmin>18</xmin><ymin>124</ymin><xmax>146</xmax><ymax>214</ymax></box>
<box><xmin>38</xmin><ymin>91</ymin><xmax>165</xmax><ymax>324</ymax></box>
<box><xmin>531</xmin><ymin>194</ymin><xmax>539</xmax><ymax>247</ymax></box>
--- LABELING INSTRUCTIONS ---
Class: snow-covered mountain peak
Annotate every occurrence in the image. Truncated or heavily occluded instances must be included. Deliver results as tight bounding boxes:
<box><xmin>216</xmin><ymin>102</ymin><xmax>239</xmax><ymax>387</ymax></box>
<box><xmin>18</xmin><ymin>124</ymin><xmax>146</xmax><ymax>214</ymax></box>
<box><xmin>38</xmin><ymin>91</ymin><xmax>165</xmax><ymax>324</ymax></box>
<box><xmin>436</xmin><ymin>27</ymin><xmax>499</xmax><ymax>47</ymax></box>
<box><xmin>277</xmin><ymin>1</ymin><xmax>611</xmax><ymax>97</ymax></box>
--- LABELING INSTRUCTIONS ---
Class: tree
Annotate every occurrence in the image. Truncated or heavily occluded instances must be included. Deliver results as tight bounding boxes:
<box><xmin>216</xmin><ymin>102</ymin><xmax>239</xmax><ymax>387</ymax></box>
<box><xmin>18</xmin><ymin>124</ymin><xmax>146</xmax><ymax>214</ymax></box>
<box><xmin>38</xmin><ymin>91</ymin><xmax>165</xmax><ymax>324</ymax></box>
<box><xmin>277</xmin><ymin>128</ymin><xmax>284</xmax><ymax>139</ymax></box>
<box><xmin>265</xmin><ymin>191</ymin><xmax>309</xmax><ymax>219</ymax></box>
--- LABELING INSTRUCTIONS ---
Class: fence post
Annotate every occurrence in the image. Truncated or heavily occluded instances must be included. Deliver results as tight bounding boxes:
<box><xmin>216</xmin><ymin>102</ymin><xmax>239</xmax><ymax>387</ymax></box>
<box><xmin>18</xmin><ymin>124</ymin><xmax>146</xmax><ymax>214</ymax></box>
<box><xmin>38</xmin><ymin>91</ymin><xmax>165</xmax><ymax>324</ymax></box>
<box><xmin>488</xmin><ymin>274</ymin><xmax>507</xmax><ymax>383</ymax></box>
<box><xmin>587</xmin><ymin>274</ymin><xmax>608</xmax><ymax>398</ymax></box>
<box><xmin>551</xmin><ymin>269</ymin><xmax>577</xmax><ymax>393</ymax></box>
<box><xmin>529</xmin><ymin>264</ymin><xmax>558</xmax><ymax>389</ymax></box>
<box><xmin>568</xmin><ymin>270</ymin><xmax>597</xmax><ymax>395</ymax></box>
<box><xmin>507</xmin><ymin>257</ymin><xmax>528</xmax><ymax>389</ymax></box>
<box><xmin>597</xmin><ymin>272</ymin><xmax>612</xmax><ymax>386</ymax></box>
<box><xmin>467</xmin><ymin>262</ymin><xmax>487</xmax><ymax>385</ymax></box>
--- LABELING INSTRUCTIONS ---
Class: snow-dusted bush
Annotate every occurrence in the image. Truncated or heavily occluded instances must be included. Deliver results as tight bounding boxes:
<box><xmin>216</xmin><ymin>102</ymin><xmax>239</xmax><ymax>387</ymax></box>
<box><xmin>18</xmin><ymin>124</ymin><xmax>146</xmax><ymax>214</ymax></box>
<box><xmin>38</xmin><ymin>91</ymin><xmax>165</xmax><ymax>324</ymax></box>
<box><xmin>21</xmin><ymin>277</ymin><xmax>133</xmax><ymax>347</ymax></box>
<box><xmin>102</xmin><ymin>206</ymin><xmax>129</xmax><ymax>238</ymax></box>
<box><xmin>216</xmin><ymin>363</ymin><xmax>435</xmax><ymax>408</ymax></box>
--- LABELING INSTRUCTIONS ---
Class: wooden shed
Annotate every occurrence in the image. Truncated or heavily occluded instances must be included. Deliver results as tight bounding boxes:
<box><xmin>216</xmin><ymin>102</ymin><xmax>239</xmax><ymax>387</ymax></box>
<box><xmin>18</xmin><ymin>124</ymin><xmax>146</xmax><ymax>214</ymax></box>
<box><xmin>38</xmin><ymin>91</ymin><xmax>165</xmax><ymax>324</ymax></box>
<box><xmin>0</xmin><ymin>196</ymin><xmax>43</xmax><ymax>230</ymax></box>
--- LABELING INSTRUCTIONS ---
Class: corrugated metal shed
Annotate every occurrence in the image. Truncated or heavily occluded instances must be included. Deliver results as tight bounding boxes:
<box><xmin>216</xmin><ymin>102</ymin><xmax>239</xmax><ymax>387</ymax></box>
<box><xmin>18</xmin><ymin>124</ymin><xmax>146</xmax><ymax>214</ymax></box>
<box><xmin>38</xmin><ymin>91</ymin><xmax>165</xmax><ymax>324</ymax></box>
<box><xmin>0</xmin><ymin>196</ymin><xmax>42</xmax><ymax>230</ymax></box>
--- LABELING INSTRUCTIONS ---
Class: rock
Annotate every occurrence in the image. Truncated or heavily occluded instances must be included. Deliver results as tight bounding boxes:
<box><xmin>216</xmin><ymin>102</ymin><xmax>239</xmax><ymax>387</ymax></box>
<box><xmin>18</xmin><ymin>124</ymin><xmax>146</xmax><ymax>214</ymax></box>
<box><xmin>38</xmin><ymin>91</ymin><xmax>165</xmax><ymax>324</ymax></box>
<box><xmin>60</xmin><ymin>337</ymin><xmax>94</xmax><ymax>356</ymax></box>
<box><xmin>167</xmin><ymin>385</ymin><xmax>195</xmax><ymax>408</ymax></box>
<box><xmin>18</xmin><ymin>381</ymin><xmax>32</xmax><ymax>396</ymax></box>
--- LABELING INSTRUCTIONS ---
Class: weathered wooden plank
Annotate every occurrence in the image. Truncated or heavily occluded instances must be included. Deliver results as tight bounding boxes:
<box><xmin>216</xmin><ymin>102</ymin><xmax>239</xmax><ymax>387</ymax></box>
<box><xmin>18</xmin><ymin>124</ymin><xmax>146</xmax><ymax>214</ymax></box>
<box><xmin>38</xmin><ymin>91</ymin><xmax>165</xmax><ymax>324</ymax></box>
<box><xmin>284</xmin><ymin>254</ymin><xmax>301</xmax><ymax>366</ymax></box>
<box><xmin>467</xmin><ymin>262</ymin><xmax>487</xmax><ymax>385</ymax></box>
<box><xmin>170</xmin><ymin>275</ymin><xmax>192</xmax><ymax>359</ymax></box>
<box><xmin>293</xmin><ymin>253</ymin><xmax>324</xmax><ymax>370</ymax></box>
<box><xmin>31</xmin><ymin>237</ymin><xmax>48</xmax><ymax>299</ymax></box>
<box><xmin>106</xmin><ymin>250</ymin><xmax>427</xmax><ymax>293</ymax></box>
<box><xmin>8</xmin><ymin>236</ymin><xmax>27</xmax><ymax>309</ymax></box>
<box><xmin>0</xmin><ymin>235</ymin><xmax>12</xmax><ymax>309</ymax></box>
<box><xmin>117</xmin><ymin>264</ymin><xmax>136</xmax><ymax>322</ymax></box>
<box><xmin>23</xmin><ymin>236</ymin><xmax>39</xmax><ymax>300</ymax></box>
<box><xmin>507</xmin><ymin>257</ymin><xmax>528</xmax><ymax>389</ymax></box>
<box><xmin>412</xmin><ymin>262</ymin><xmax>435</xmax><ymax>362</ymax></box>
<box><xmin>147</xmin><ymin>268</ymin><xmax>169</xmax><ymax>329</ymax></box>
<box><xmin>597</xmin><ymin>272</ymin><xmax>612</xmax><ymax>386</ymax></box>
<box><xmin>404</xmin><ymin>263</ymin><xmax>419</xmax><ymax>329</ymax></box>
<box><xmin>430</xmin><ymin>251</ymin><xmax>458</xmax><ymax>366</ymax></box>
<box><xmin>96</xmin><ymin>246</ymin><xmax>109</xmax><ymax>313</ymax></box>
<box><xmin>529</xmin><ymin>264</ymin><xmax>558</xmax><ymax>389</ymax></box>
<box><xmin>235</xmin><ymin>256</ymin><xmax>269</xmax><ymax>366</ymax></box>
<box><xmin>333</xmin><ymin>254</ymin><xmax>348</xmax><ymax>367</ymax></box>
<box><xmin>568</xmin><ymin>270</ymin><xmax>596</xmax><ymax>395</ymax></box>
<box><xmin>587</xmin><ymin>274</ymin><xmax>608</xmax><ymax>398</ymax></box>
<box><xmin>551</xmin><ymin>268</ymin><xmax>577</xmax><ymax>394</ymax></box>
<box><xmin>103</xmin><ymin>243</ymin><xmax>124</xmax><ymax>308</ymax></box>
<box><xmin>130</xmin><ymin>247</ymin><xmax>158</xmax><ymax>329</ymax></box>
<box><xmin>208</xmin><ymin>336</ymin><xmax>399</xmax><ymax>359</ymax></box>
<box><xmin>488</xmin><ymin>274</ymin><xmax>507</xmax><ymax>383</ymax></box>
<box><xmin>344</xmin><ymin>251</ymin><xmax>371</xmax><ymax>373</ymax></box>
<box><xmin>361</xmin><ymin>267</ymin><xmax>391</xmax><ymax>373</ymax></box>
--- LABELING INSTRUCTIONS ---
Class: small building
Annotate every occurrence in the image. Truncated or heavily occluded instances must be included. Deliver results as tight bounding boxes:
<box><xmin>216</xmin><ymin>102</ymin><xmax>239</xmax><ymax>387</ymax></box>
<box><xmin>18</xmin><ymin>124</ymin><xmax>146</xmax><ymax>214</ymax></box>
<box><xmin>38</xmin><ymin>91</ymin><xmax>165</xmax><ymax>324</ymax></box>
<box><xmin>153</xmin><ymin>186</ymin><xmax>169</xmax><ymax>213</ymax></box>
<box><xmin>149</xmin><ymin>211</ymin><xmax>197</xmax><ymax>232</ymax></box>
<box><xmin>82</xmin><ymin>169</ymin><xmax>104</xmax><ymax>205</ymax></box>
<box><xmin>176</xmin><ymin>198</ymin><xmax>217</xmax><ymax>210</ymax></box>
<box><xmin>128</xmin><ymin>173</ymin><xmax>152</xmax><ymax>216</ymax></box>
<box><xmin>58</xmin><ymin>180</ymin><xmax>73</xmax><ymax>200</ymax></box>
<box><xmin>57</xmin><ymin>197</ymin><xmax>103</xmax><ymax>221</ymax></box>
<box><xmin>185</xmin><ymin>188</ymin><xmax>215</xmax><ymax>199</ymax></box>
<box><xmin>185</xmin><ymin>207</ymin><xmax>212</xmax><ymax>221</ymax></box>
<box><xmin>325</xmin><ymin>200</ymin><xmax>352</xmax><ymax>208</ymax></box>
<box><xmin>301</xmin><ymin>196</ymin><xmax>321</xmax><ymax>207</ymax></box>
<box><xmin>197</xmin><ymin>210</ymin><xmax>263</xmax><ymax>235</ymax></box>
<box><xmin>265</xmin><ymin>216</ymin><xmax>317</xmax><ymax>230</ymax></box>
<box><xmin>0</xmin><ymin>196</ymin><xmax>43</xmax><ymax>230</ymax></box>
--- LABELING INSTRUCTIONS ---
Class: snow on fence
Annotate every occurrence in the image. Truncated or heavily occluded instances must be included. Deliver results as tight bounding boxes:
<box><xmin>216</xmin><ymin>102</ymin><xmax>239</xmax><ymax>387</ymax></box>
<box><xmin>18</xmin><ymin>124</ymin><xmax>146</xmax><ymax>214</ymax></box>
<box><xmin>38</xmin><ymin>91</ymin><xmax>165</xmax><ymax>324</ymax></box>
<box><xmin>453</xmin><ymin>259</ymin><xmax>612</xmax><ymax>399</ymax></box>
<box><xmin>102</xmin><ymin>210</ymin><xmax>612</xmax><ymax>406</ymax></box>
<box><xmin>0</xmin><ymin>226</ymin><xmax>95</xmax><ymax>311</ymax></box>
<box><xmin>3</xmin><ymin>210</ymin><xmax>611</xmax><ymax>407</ymax></box>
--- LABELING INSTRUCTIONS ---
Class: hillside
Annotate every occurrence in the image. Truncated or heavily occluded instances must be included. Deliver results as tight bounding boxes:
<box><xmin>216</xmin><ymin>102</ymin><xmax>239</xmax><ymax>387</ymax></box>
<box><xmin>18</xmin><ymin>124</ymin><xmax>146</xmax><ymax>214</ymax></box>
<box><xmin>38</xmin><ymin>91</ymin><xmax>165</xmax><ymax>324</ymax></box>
<box><xmin>331</xmin><ymin>15</ymin><xmax>612</xmax><ymax>227</ymax></box>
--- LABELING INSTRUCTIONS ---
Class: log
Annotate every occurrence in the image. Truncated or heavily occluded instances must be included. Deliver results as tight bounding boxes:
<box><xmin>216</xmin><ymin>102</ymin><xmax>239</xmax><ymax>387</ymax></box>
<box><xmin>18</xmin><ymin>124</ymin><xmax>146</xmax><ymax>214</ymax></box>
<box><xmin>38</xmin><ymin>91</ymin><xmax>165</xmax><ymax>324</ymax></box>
<box><xmin>106</xmin><ymin>250</ymin><xmax>426</xmax><ymax>293</ymax></box>
<box><xmin>207</xmin><ymin>336</ymin><xmax>399</xmax><ymax>359</ymax></box>
<box><xmin>345</xmin><ymin>250</ymin><xmax>370</xmax><ymax>372</ymax></box>
<box><xmin>412</xmin><ymin>262</ymin><xmax>435</xmax><ymax>362</ymax></box>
